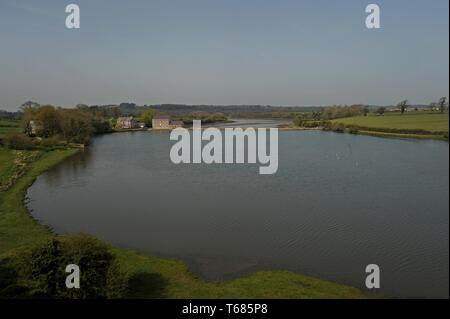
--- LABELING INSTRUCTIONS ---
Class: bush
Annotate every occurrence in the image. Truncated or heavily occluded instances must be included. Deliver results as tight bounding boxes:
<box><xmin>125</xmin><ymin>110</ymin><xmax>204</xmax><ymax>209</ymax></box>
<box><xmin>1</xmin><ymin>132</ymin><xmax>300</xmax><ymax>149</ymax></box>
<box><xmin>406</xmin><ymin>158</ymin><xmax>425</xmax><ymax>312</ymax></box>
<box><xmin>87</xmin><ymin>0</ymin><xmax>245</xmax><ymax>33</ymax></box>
<box><xmin>6</xmin><ymin>234</ymin><xmax>127</xmax><ymax>299</ymax></box>
<box><xmin>347</xmin><ymin>126</ymin><xmax>359</xmax><ymax>134</ymax></box>
<box><xmin>92</xmin><ymin>117</ymin><xmax>113</xmax><ymax>134</ymax></box>
<box><xmin>4</xmin><ymin>133</ymin><xmax>35</xmax><ymax>150</ymax></box>
<box><xmin>329</xmin><ymin>123</ymin><xmax>346</xmax><ymax>133</ymax></box>
<box><xmin>0</xmin><ymin>258</ymin><xmax>30</xmax><ymax>298</ymax></box>
<box><xmin>37</xmin><ymin>136</ymin><xmax>66</xmax><ymax>149</ymax></box>
<box><xmin>139</xmin><ymin>110</ymin><xmax>155</xmax><ymax>128</ymax></box>
<box><xmin>321</xmin><ymin>105</ymin><xmax>367</xmax><ymax>120</ymax></box>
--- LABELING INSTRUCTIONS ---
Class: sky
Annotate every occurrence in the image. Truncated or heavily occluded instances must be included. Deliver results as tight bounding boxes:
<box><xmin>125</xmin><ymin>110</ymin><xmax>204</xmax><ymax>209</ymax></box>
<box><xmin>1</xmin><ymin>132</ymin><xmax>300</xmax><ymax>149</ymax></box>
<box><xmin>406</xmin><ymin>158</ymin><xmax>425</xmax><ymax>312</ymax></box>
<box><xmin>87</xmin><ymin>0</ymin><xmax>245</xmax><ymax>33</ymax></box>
<box><xmin>0</xmin><ymin>0</ymin><xmax>448</xmax><ymax>110</ymax></box>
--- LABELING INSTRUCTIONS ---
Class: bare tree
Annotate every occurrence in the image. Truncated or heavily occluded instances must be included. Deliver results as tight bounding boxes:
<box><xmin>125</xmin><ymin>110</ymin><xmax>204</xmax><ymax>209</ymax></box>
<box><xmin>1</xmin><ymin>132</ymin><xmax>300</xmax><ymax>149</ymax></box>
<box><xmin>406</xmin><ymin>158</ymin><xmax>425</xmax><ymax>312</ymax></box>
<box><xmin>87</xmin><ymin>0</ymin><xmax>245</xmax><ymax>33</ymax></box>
<box><xmin>397</xmin><ymin>100</ymin><xmax>409</xmax><ymax>114</ymax></box>
<box><xmin>20</xmin><ymin>101</ymin><xmax>40</xmax><ymax>112</ymax></box>
<box><xmin>438</xmin><ymin>97</ymin><xmax>448</xmax><ymax>113</ymax></box>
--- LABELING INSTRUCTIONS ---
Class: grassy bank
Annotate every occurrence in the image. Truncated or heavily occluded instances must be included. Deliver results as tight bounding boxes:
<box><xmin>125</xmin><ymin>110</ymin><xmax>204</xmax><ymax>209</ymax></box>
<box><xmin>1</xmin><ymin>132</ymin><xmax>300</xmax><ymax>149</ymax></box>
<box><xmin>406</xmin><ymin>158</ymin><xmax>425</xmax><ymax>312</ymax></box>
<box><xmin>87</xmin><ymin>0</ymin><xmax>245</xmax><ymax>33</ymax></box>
<box><xmin>0</xmin><ymin>148</ymin><xmax>80</xmax><ymax>253</ymax></box>
<box><xmin>331</xmin><ymin>112</ymin><xmax>448</xmax><ymax>140</ymax></box>
<box><xmin>0</xmin><ymin>146</ymin><xmax>368</xmax><ymax>298</ymax></box>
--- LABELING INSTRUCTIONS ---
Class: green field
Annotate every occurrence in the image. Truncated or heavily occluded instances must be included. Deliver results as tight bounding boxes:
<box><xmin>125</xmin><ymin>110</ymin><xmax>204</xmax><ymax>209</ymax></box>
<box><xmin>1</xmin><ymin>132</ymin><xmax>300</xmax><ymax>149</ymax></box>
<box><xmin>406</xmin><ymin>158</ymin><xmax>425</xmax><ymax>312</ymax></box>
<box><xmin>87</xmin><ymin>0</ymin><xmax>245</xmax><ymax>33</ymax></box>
<box><xmin>331</xmin><ymin>112</ymin><xmax>448</xmax><ymax>139</ymax></box>
<box><xmin>0</xmin><ymin>146</ymin><xmax>368</xmax><ymax>298</ymax></box>
<box><xmin>0</xmin><ymin>119</ymin><xmax>21</xmax><ymax>139</ymax></box>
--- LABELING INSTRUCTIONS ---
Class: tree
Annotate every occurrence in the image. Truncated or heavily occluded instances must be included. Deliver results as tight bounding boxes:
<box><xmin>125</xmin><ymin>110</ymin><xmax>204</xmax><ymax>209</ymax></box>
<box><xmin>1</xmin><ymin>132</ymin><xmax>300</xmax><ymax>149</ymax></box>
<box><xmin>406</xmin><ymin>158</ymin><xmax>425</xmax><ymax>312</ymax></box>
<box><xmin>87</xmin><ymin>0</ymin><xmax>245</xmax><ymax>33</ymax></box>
<box><xmin>36</xmin><ymin>105</ymin><xmax>61</xmax><ymax>137</ymax></box>
<box><xmin>312</xmin><ymin>111</ymin><xmax>322</xmax><ymax>120</ymax></box>
<box><xmin>397</xmin><ymin>100</ymin><xmax>409</xmax><ymax>114</ymax></box>
<box><xmin>140</xmin><ymin>109</ymin><xmax>155</xmax><ymax>127</ymax></box>
<box><xmin>363</xmin><ymin>105</ymin><xmax>370</xmax><ymax>116</ymax></box>
<box><xmin>438</xmin><ymin>97</ymin><xmax>448</xmax><ymax>113</ymax></box>
<box><xmin>20</xmin><ymin>101</ymin><xmax>40</xmax><ymax>112</ymax></box>
<box><xmin>20</xmin><ymin>105</ymin><xmax>104</xmax><ymax>144</ymax></box>
<box><xmin>91</xmin><ymin>116</ymin><xmax>112</xmax><ymax>134</ymax></box>
<box><xmin>59</xmin><ymin>109</ymin><xmax>94</xmax><ymax>144</ymax></box>
<box><xmin>376</xmin><ymin>107</ymin><xmax>386</xmax><ymax>115</ymax></box>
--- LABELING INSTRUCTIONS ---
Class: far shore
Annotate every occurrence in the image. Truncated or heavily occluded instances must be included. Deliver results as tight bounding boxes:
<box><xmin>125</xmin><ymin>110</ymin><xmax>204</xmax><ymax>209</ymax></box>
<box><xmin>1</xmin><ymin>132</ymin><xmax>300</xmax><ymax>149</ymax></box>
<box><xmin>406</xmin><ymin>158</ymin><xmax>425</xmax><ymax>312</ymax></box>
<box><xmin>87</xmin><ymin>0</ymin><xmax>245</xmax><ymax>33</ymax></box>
<box><xmin>110</xmin><ymin>118</ymin><xmax>448</xmax><ymax>141</ymax></box>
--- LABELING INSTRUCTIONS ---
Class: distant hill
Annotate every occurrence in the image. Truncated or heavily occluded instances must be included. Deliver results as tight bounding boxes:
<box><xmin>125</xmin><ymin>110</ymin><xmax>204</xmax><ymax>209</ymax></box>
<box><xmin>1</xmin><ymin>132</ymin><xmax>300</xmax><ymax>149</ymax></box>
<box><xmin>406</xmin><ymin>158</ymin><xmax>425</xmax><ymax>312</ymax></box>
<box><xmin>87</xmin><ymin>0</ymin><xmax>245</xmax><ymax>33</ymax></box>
<box><xmin>3</xmin><ymin>103</ymin><xmax>432</xmax><ymax>119</ymax></box>
<box><xmin>91</xmin><ymin>103</ymin><xmax>323</xmax><ymax>117</ymax></box>
<box><xmin>75</xmin><ymin>103</ymin><xmax>434</xmax><ymax>118</ymax></box>
<box><xmin>96</xmin><ymin>103</ymin><xmax>434</xmax><ymax>117</ymax></box>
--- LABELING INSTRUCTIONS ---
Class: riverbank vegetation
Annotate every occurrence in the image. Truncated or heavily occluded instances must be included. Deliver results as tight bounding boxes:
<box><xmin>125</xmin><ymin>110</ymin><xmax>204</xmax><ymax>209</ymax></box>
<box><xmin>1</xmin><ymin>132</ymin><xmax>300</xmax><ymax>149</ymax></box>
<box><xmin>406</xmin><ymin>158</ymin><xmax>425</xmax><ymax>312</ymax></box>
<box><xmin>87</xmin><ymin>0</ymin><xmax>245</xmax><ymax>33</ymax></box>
<box><xmin>292</xmin><ymin>101</ymin><xmax>449</xmax><ymax>140</ymax></box>
<box><xmin>173</xmin><ymin>112</ymin><xmax>229</xmax><ymax>125</ymax></box>
<box><xmin>20</xmin><ymin>105</ymin><xmax>113</xmax><ymax>144</ymax></box>
<box><xmin>0</xmin><ymin>107</ymin><xmax>113</xmax><ymax>151</ymax></box>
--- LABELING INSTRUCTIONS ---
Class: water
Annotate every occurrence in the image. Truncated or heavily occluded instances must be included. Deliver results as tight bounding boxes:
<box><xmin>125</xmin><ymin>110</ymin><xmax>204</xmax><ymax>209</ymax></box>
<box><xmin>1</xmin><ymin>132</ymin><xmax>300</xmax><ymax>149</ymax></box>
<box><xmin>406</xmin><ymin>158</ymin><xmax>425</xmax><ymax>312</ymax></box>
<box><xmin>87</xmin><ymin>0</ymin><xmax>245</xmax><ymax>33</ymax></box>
<box><xmin>27</xmin><ymin>123</ymin><xmax>449</xmax><ymax>298</ymax></box>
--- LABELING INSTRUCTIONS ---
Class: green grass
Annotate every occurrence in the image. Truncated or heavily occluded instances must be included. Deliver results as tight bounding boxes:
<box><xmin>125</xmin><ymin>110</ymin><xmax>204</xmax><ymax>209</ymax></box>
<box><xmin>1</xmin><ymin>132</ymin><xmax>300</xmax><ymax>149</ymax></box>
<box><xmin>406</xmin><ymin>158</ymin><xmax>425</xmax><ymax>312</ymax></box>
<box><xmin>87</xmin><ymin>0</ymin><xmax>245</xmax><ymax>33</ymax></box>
<box><xmin>0</xmin><ymin>147</ymin><xmax>369</xmax><ymax>299</ymax></box>
<box><xmin>0</xmin><ymin>148</ymin><xmax>80</xmax><ymax>253</ymax></box>
<box><xmin>0</xmin><ymin>119</ymin><xmax>21</xmax><ymax>138</ymax></box>
<box><xmin>331</xmin><ymin>112</ymin><xmax>448</xmax><ymax>139</ymax></box>
<box><xmin>0</xmin><ymin>148</ymin><xmax>16</xmax><ymax>187</ymax></box>
<box><xmin>115</xmin><ymin>248</ymin><xmax>366</xmax><ymax>298</ymax></box>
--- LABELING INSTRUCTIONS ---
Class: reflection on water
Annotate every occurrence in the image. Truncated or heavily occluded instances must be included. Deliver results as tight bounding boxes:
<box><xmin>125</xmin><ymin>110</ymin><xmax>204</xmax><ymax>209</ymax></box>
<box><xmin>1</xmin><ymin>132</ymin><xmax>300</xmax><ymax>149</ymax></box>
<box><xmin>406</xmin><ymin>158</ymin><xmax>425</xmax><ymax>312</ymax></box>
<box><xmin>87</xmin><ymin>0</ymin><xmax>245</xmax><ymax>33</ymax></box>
<box><xmin>42</xmin><ymin>149</ymin><xmax>94</xmax><ymax>189</ymax></box>
<box><xmin>27</xmin><ymin>128</ymin><xmax>449</xmax><ymax>298</ymax></box>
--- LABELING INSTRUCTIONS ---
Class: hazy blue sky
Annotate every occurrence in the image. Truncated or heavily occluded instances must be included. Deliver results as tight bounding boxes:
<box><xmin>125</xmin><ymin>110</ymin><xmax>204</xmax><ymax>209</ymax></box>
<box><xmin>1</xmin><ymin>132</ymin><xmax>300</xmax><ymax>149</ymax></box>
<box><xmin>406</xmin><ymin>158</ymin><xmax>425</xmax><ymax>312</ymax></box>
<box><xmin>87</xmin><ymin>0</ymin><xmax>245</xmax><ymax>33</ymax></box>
<box><xmin>0</xmin><ymin>0</ymin><xmax>448</xmax><ymax>110</ymax></box>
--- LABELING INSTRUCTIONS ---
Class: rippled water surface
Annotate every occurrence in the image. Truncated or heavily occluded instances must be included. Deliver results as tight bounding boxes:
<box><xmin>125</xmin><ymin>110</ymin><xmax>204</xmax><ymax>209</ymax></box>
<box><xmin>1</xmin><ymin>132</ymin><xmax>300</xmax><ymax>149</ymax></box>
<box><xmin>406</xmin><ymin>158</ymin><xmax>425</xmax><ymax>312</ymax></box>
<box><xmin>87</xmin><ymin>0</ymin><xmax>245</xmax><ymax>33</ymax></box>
<box><xmin>28</xmin><ymin>125</ymin><xmax>449</xmax><ymax>298</ymax></box>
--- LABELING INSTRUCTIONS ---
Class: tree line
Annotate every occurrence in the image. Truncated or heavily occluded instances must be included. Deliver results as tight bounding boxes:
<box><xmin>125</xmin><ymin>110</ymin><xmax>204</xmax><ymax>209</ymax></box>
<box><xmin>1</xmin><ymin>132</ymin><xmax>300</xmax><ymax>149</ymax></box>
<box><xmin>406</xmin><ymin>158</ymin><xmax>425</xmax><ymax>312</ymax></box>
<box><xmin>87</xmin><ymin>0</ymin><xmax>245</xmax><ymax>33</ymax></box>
<box><xmin>22</xmin><ymin>104</ymin><xmax>113</xmax><ymax>143</ymax></box>
<box><xmin>1</xmin><ymin>104</ymin><xmax>113</xmax><ymax>150</ymax></box>
<box><xmin>387</xmin><ymin>97</ymin><xmax>447</xmax><ymax>115</ymax></box>
<box><xmin>293</xmin><ymin>104</ymin><xmax>368</xmax><ymax>127</ymax></box>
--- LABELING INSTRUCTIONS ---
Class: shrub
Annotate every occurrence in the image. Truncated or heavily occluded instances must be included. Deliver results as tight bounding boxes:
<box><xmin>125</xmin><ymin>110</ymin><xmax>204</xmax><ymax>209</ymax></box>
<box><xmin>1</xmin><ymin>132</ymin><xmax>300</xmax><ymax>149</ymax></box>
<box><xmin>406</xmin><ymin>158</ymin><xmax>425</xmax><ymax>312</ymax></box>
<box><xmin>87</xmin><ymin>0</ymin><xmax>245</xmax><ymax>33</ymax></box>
<box><xmin>348</xmin><ymin>126</ymin><xmax>359</xmax><ymax>134</ymax></box>
<box><xmin>330</xmin><ymin>123</ymin><xmax>346</xmax><ymax>133</ymax></box>
<box><xmin>376</xmin><ymin>107</ymin><xmax>386</xmax><ymax>115</ymax></box>
<box><xmin>38</xmin><ymin>136</ymin><xmax>66</xmax><ymax>149</ymax></box>
<box><xmin>0</xmin><ymin>258</ymin><xmax>30</xmax><ymax>298</ymax></box>
<box><xmin>8</xmin><ymin>234</ymin><xmax>127</xmax><ymax>299</ymax></box>
<box><xmin>139</xmin><ymin>110</ymin><xmax>155</xmax><ymax>128</ymax></box>
<box><xmin>321</xmin><ymin>105</ymin><xmax>367</xmax><ymax>120</ymax></box>
<box><xmin>4</xmin><ymin>133</ymin><xmax>35</xmax><ymax>150</ymax></box>
<box><xmin>59</xmin><ymin>109</ymin><xmax>94</xmax><ymax>144</ymax></box>
<box><xmin>92</xmin><ymin>117</ymin><xmax>113</xmax><ymax>134</ymax></box>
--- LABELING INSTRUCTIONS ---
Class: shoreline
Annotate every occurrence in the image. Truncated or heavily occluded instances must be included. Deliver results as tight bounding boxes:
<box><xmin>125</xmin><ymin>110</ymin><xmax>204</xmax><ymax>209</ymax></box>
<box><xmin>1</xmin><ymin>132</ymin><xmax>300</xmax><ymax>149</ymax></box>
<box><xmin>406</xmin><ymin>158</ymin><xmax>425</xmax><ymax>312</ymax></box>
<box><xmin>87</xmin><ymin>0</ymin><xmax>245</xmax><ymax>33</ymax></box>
<box><xmin>283</xmin><ymin>126</ymin><xmax>448</xmax><ymax>141</ymax></box>
<box><xmin>0</xmin><ymin>145</ymin><xmax>370</xmax><ymax>299</ymax></box>
<box><xmin>111</xmin><ymin>123</ymin><xmax>448</xmax><ymax>141</ymax></box>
